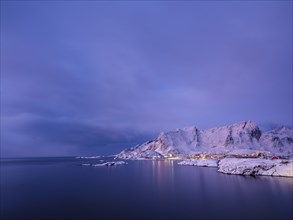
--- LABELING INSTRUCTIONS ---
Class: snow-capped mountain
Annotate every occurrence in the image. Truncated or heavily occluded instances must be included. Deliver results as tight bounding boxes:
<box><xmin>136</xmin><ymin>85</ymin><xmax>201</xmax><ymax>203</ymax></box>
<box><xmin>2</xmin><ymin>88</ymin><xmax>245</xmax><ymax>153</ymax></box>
<box><xmin>117</xmin><ymin>121</ymin><xmax>293</xmax><ymax>159</ymax></box>
<box><xmin>259</xmin><ymin>126</ymin><xmax>293</xmax><ymax>153</ymax></box>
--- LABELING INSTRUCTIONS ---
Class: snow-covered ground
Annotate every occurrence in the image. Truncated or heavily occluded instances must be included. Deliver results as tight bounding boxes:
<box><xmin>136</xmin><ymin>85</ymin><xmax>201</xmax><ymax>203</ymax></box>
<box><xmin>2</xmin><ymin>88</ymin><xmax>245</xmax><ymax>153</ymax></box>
<box><xmin>178</xmin><ymin>159</ymin><xmax>218</xmax><ymax>167</ymax></box>
<box><xmin>218</xmin><ymin>158</ymin><xmax>293</xmax><ymax>177</ymax></box>
<box><xmin>178</xmin><ymin>158</ymin><xmax>293</xmax><ymax>177</ymax></box>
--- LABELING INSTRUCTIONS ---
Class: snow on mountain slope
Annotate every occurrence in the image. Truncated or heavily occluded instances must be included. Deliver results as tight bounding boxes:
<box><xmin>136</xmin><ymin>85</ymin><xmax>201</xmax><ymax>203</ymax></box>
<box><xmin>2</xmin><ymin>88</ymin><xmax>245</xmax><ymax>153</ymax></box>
<box><xmin>199</xmin><ymin>120</ymin><xmax>262</xmax><ymax>153</ymax></box>
<box><xmin>259</xmin><ymin>126</ymin><xmax>293</xmax><ymax>155</ymax></box>
<box><xmin>116</xmin><ymin>121</ymin><xmax>293</xmax><ymax>159</ymax></box>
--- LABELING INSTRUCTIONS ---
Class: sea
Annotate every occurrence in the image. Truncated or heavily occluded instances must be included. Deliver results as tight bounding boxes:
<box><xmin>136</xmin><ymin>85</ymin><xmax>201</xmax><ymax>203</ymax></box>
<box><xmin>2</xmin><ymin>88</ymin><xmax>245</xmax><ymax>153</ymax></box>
<box><xmin>1</xmin><ymin>157</ymin><xmax>292</xmax><ymax>220</ymax></box>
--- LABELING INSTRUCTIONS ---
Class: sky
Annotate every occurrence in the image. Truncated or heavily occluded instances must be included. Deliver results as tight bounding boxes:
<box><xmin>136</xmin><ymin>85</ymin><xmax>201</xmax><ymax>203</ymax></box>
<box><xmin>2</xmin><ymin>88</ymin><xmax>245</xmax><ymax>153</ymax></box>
<box><xmin>1</xmin><ymin>0</ymin><xmax>292</xmax><ymax>157</ymax></box>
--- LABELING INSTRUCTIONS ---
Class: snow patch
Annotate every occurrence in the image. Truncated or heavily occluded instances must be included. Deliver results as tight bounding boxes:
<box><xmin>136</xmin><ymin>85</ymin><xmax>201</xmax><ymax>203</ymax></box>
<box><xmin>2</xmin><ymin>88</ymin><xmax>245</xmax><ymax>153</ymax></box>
<box><xmin>178</xmin><ymin>159</ymin><xmax>218</xmax><ymax>167</ymax></box>
<box><xmin>218</xmin><ymin>158</ymin><xmax>293</xmax><ymax>177</ymax></box>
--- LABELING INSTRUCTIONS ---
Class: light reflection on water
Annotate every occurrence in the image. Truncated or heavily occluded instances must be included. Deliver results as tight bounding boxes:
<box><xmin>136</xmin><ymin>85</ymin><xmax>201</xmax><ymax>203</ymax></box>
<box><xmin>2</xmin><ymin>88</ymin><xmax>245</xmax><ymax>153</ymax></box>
<box><xmin>1</xmin><ymin>157</ymin><xmax>292</xmax><ymax>220</ymax></box>
<box><xmin>150</xmin><ymin>160</ymin><xmax>175</xmax><ymax>199</ymax></box>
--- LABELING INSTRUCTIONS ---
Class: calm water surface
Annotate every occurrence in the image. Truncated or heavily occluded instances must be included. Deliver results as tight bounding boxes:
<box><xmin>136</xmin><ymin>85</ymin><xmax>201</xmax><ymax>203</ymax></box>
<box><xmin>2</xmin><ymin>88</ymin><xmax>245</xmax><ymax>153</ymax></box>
<box><xmin>1</xmin><ymin>157</ymin><xmax>292</xmax><ymax>220</ymax></box>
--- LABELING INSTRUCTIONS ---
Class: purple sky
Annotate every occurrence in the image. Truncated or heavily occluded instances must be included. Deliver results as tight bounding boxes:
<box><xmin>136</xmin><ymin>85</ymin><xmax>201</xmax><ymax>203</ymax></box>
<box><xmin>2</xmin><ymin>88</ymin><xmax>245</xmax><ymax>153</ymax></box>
<box><xmin>1</xmin><ymin>0</ymin><xmax>292</xmax><ymax>157</ymax></box>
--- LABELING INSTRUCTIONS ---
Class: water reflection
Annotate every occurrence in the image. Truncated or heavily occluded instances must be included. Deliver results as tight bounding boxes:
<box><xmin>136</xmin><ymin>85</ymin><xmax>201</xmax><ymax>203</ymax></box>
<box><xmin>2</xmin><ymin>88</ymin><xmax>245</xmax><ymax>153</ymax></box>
<box><xmin>1</xmin><ymin>158</ymin><xmax>292</xmax><ymax>220</ymax></box>
<box><xmin>150</xmin><ymin>160</ymin><xmax>175</xmax><ymax>199</ymax></box>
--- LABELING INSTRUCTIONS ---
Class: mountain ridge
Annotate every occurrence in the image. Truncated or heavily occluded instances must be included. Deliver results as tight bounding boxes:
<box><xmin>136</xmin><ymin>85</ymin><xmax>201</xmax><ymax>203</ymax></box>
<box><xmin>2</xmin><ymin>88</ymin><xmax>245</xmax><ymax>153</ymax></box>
<box><xmin>117</xmin><ymin>120</ymin><xmax>293</xmax><ymax>159</ymax></box>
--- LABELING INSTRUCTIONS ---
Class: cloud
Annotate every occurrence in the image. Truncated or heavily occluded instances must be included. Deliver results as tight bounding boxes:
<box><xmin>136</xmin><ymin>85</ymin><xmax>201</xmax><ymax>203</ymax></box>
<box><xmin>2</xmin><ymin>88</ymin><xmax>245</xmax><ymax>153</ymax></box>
<box><xmin>1</xmin><ymin>1</ymin><xmax>292</xmax><ymax>156</ymax></box>
<box><xmin>1</xmin><ymin>113</ymin><xmax>153</xmax><ymax>157</ymax></box>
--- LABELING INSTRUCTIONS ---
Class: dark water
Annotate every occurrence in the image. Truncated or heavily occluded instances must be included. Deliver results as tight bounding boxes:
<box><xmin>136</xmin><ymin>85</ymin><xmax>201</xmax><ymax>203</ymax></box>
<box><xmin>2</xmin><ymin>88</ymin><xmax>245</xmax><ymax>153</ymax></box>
<box><xmin>1</xmin><ymin>157</ymin><xmax>292</xmax><ymax>220</ymax></box>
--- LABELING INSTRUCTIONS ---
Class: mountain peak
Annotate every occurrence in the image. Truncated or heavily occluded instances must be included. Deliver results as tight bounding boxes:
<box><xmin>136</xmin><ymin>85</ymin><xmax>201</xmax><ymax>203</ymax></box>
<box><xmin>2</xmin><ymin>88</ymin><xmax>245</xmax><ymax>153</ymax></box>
<box><xmin>117</xmin><ymin>121</ymin><xmax>293</xmax><ymax>159</ymax></box>
<box><xmin>232</xmin><ymin>120</ymin><xmax>258</xmax><ymax>129</ymax></box>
